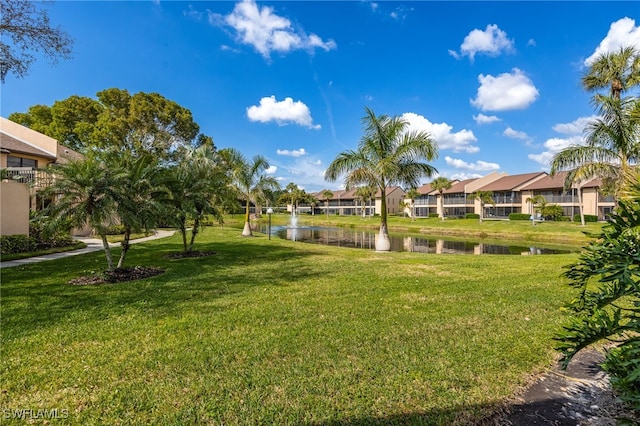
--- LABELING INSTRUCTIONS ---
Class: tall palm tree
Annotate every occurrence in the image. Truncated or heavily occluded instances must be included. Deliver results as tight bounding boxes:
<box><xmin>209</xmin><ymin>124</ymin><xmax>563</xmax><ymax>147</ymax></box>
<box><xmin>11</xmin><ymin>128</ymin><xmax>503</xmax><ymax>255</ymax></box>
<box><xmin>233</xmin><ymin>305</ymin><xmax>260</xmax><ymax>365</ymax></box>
<box><xmin>325</xmin><ymin>107</ymin><xmax>438</xmax><ymax>251</ymax></box>
<box><xmin>582</xmin><ymin>46</ymin><xmax>640</xmax><ymax>100</ymax></box>
<box><xmin>431</xmin><ymin>177</ymin><xmax>452</xmax><ymax>221</ymax></box>
<box><xmin>405</xmin><ymin>188</ymin><xmax>420</xmax><ymax>221</ymax></box>
<box><xmin>42</xmin><ymin>154</ymin><xmax>120</xmax><ymax>271</ymax></box>
<box><xmin>550</xmin><ymin>95</ymin><xmax>640</xmax><ymax>200</ymax></box>
<box><xmin>468</xmin><ymin>190</ymin><xmax>495</xmax><ymax>223</ymax></box>
<box><xmin>322</xmin><ymin>189</ymin><xmax>333</xmax><ymax>218</ymax></box>
<box><xmin>221</xmin><ymin>148</ymin><xmax>280</xmax><ymax>237</ymax></box>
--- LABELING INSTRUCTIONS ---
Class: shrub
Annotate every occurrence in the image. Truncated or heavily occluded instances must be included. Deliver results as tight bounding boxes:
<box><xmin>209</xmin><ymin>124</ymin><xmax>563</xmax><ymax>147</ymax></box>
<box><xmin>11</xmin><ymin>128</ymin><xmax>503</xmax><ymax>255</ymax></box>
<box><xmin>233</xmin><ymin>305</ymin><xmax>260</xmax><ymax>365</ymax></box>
<box><xmin>106</xmin><ymin>225</ymin><xmax>127</xmax><ymax>235</ymax></box>
<box><xmin>428</xmin><ymin>213</ymin><xmax>439</xmax><ymax>218</ymax></box>
<box><xmin>509</xmin><ymin>213</ymin><xmax>531</xmax><ymax>221</ymax></box>
<box><xmin>555</xmin><ymin>201</ymin><xmax>640</xmax><ymax>412</ymax></box>
<box><xmin>465</xmin><ymin>213</ymin><xmax>480</xmax><ymax>219</ymax></box>
<box><xmin>0</xmin><ymin>234</ymin><xmax>34</xmax><ymax>254</ymax></box>
<box><xmin>574</xmin><ymin>214</ymin><xmax>598</xmax><ymax>222</ymax></box>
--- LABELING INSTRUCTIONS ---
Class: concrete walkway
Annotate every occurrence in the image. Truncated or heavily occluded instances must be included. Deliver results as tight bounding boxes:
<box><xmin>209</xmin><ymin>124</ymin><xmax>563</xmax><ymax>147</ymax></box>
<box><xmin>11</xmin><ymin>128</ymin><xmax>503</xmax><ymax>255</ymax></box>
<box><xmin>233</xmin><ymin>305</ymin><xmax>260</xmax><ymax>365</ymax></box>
<box><xmin>1</xmin><ymin>230</ymin><xmax>176</xmax><ymax>269</ymax></box>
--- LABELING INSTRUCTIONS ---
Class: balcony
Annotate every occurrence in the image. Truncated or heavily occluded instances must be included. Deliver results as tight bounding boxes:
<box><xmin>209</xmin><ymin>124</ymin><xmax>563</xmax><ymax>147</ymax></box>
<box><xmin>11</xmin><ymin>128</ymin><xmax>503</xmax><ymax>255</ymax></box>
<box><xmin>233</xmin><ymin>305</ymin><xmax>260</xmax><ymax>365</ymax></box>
<box><xmin>3</xmin><ymin>168</ymin><xmax>52</xmax><ymax>189</ymax></box>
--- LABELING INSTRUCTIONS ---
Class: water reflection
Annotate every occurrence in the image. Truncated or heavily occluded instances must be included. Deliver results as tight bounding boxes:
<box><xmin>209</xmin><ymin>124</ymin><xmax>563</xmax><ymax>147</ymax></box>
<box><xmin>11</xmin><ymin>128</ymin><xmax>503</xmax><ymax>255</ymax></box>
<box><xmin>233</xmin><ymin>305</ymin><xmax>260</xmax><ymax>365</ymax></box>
<box><xmin>264</xmin><ymin>225</ymin><xmax>571</xmax><ymax>255</ymax></box>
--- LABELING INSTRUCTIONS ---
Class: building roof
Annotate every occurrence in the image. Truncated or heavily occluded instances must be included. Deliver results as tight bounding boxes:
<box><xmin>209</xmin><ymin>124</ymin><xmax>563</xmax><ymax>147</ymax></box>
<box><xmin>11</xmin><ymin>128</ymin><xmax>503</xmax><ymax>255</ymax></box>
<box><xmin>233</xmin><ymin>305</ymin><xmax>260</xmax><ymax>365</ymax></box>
<box><xmin>0</xmin><ymin>132</ymin><xmax>56</xmax><ymax>160</ymax></box>
<box><xmin>520</xmin><ymin>172</ymin><xmax>571</xmax><ymax>191</ymax></box>
<box><xmin>477</xmin><ymin>172</ymin><xmax>546</xmax><ymax>192</ymax></box>
<box><xmin>0</xmin><ymin>117</ymin><xmax>83</xmax><ymax>164</ymax></box>
<box><xmin>441</xmin><ymin>178</ymin><xmax>476</xmax><ymax>194</ymax></box>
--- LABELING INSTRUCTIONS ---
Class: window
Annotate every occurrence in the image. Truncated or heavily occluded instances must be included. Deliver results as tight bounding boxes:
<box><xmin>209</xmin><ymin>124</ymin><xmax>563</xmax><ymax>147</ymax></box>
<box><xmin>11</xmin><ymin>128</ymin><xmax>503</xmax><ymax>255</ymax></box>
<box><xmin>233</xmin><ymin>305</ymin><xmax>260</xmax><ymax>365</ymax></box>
<box><xmin>7</xmin><ymin>156</ymin><xmax>37</xmax><ymax>168</ymax></box>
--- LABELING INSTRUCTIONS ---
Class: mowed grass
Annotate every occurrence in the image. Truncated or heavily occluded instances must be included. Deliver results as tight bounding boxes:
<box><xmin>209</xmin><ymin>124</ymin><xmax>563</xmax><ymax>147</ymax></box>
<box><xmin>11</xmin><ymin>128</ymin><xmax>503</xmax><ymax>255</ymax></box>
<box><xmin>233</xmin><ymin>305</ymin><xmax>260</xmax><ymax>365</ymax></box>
<box><xmin>1</xmin><ymin>226</ymin><xmax>578</xmax><ymax>425</ymax></box>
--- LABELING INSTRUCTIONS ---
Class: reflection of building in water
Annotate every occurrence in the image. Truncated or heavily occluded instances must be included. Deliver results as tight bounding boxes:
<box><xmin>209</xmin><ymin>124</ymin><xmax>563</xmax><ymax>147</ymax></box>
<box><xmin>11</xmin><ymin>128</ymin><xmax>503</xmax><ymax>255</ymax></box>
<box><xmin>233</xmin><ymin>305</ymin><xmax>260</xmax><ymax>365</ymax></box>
<box><xmin>474</xmin><ymin>243</ymin><xmax>484</xmax><ymax>255</ymax></box>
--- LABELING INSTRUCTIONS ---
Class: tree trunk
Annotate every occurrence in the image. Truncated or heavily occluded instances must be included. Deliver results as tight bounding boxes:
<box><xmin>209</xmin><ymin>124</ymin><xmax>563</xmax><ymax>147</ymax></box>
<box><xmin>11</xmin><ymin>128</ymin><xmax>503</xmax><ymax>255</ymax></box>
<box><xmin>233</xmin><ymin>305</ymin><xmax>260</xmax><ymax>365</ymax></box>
<box><xmin>116</xmin><ymin>226</ymin><xmax>132</xmax><ymax>269</ymax></box>
<box><xmin>439</xmin><ymin>191</ymin><xmax>445</xmax><ymax>221</ymax></box>
<box><xmin>578</xmin><ymin>185</ymin><xmax>585</xmax><ymax>226</ymax></box>
<box><xmin>189</xmin><ymin>215</ymin><xmax>200</xmax><ymax>251</ymax></box>
<box><xmin>100</xmin><ymin>233</ymin><xmax>114</xmax><ymax>271</ymax></box>
<box><xmin>242</xmin><ymin>199</ymin><xmax>252</xmax><ymax>236</ymax></box>
<box><xmin>376</xmin><ymin>188</ymin><xmax>391</xmax><ymax>251</ymax></box>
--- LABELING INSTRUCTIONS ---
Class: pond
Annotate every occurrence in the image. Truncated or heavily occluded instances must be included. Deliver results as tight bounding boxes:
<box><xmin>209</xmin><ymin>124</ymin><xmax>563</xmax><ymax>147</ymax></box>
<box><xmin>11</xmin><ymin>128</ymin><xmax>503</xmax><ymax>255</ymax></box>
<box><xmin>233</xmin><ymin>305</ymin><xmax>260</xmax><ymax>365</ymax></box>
<box><xmin>261</xmin><ymin>225</ymin><xmax>574</xmax><ymax>255</ymax></box>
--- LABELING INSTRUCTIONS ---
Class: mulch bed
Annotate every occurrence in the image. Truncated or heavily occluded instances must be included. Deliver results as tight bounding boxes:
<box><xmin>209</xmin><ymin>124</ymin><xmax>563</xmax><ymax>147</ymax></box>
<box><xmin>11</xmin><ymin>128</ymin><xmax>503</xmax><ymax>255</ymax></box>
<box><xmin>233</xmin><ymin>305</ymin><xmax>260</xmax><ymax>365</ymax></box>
<box><xmin>164</xmin><ymin>251</ymin><xmax>216</xmax><ymax>259</ymax></box>
<box><xmin>69</xmin><ymin>266</ymin><xmax>165</xmax><ymax>285</ymax></box>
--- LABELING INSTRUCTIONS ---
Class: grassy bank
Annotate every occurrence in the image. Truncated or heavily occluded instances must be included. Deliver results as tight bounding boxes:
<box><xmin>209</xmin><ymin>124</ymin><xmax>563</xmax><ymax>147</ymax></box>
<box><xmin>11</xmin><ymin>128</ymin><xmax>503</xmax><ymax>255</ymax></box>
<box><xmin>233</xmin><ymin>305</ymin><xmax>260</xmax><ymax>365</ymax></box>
<box><xmin>1</xmin><ymin>226</ymin><xmax>577</xmax><ymax>424</ymax></box>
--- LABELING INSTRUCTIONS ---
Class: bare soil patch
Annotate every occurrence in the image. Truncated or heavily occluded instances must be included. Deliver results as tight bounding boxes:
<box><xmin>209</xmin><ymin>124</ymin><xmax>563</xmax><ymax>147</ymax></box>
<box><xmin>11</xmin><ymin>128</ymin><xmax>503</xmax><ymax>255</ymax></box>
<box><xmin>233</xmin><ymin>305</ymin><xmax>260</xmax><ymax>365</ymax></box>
<box><xmin>69</xmin><ymin>266</ymin><xmax>165</xmax><ymax>285</ymax></box>
<box><xmin>165</xmin><ymin>250</ymin><xmax>216</xmax><ymax>259</ymax></box>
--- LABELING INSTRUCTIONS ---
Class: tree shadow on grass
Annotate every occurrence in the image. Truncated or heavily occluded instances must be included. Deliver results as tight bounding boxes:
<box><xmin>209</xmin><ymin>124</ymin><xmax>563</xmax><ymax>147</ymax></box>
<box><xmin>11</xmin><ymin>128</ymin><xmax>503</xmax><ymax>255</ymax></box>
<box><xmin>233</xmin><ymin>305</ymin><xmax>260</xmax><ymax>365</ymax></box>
<box><xmin>303</xmin><ymin>401</ymin><xmax>520</xmax><ymax>426</ymax></box>
<box><xmin>1</xmin><ymin>237</ymin><xmax>325</xmax><ymax>339</ymax></box>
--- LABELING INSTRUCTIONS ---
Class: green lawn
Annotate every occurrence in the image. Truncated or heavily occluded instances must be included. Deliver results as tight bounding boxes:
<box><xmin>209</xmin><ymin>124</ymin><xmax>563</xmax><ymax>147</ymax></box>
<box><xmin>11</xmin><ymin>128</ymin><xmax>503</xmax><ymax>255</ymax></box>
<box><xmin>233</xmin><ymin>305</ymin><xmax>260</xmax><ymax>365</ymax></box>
<box><xmin>1</xmin><ymin>226</ymin><xmax>579</xmax><ymax>424</ymax></box>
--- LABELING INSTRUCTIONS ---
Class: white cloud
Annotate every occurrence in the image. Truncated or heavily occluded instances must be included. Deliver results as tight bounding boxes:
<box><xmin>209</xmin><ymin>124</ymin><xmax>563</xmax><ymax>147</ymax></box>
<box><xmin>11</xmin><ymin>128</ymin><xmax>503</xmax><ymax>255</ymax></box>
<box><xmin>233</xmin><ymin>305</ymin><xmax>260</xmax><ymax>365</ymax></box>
<box><xmin>585</xmin><ymin>17</ymin><xmax>640</xmax><ymax>66</ymax></box>
<box><xmin>552</xmin><ymin>116</ymin><xmax>597</xmax><ymax>135</ymax></box>
<box><xmin>450</xmin><ymin>172</ymin><xmax>483</xmax><ymax>181</ymax></box>
<box><xmin>473</xmin><ymin>113</ymin><xmax>501</xmax><ymax>125</ymax></box>
<box><xmin>401</xmin><ymin>112</ymin><xmax>479</xmax><ymax>154</ymax></box>
<box><xmin>449</xmin><ymin>24</ymin><xmax>514</xmax><ymax>61</ymax></box>
<box><xmin>247</xmin><ymin>96</ymin><xmax>321</xmax><ymax>129</ymax></box>
<box><xmin>183</xmin><ymin>5</ymin><xmax>202</xmax><ymax>20</ymax></box>
<box><xmin>527</xmin><ymin>152</ymin><xmax>555</xmax><ymax>166</ymax></box>
<box><xmin>503</xmin><ymin>127</ymin><xmax>530</xmax><ymax>141</ymax></box>
<box><xmin>274</xmin><ymin>156</ymin><xmax>328</xmax><ymax>192</ymax></box>
<box><xmin>445</xmin><ymin>156</ymin><xmax>500</xmax><ymax>171</ymax></box>
<box><xmin>276</xmin><ymin>148</ymin><xmax>307</xmax><ymax>157</ymax></box>
<box><xmin>265</xmin><ymin>165</ymin><xmax>278</xmax><ymax>174</ymax></box>
<box><xmin>527</xmin><ymin>39</ymin><xmax>536</xmax><ymax>47</ymax></box>
<box><xmin>215</xmin><ymin>0</ymin><xmax>336</xmax><ymax>59</ymax></box>
<box><xmin>528</xmin><ymin>135</ymin><xmax>583</xmax><ymax>167</ymax></box>
<box><xmin>471</xmin><ymin>68</ymin><xmax>539</xmax><ymax>111</ymax></box>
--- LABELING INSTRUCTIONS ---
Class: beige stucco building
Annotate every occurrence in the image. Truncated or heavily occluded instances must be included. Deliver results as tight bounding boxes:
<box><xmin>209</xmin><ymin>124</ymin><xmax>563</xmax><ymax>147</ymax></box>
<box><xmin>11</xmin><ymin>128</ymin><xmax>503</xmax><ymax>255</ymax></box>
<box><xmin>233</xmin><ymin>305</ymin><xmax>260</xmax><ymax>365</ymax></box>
<box><xmin>0</xmin><ymin>117</ymin><xmax>82</xmax><ymax>236</ymax></box>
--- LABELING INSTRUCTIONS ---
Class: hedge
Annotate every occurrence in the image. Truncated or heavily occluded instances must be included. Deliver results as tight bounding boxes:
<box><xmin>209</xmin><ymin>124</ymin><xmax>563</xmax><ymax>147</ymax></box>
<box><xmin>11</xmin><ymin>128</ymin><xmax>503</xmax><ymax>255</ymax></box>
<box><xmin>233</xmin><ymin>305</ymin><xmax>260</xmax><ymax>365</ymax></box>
<box><xmin>574</xmin><ymin>214</ymin><xmax>598</xmax><ymax>223</ymax></box>
<box><xmin>509</xmin><ymin>213</ymin><xmax>531</xmax><ymax>221</ymax></box>
<box><xmin>465</xmin><ymin>213</ymin><xmax>480</xmax><ymax>219</ymax></box>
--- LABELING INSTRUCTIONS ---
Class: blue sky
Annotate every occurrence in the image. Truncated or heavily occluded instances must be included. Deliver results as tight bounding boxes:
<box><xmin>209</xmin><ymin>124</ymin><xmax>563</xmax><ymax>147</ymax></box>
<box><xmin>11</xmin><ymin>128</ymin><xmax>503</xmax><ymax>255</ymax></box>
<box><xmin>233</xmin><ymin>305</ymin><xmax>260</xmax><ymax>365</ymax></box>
<box><xmin>2</xmin><ymin>1</ymin><xmax>640</xmax><ymax>192</ymax></box>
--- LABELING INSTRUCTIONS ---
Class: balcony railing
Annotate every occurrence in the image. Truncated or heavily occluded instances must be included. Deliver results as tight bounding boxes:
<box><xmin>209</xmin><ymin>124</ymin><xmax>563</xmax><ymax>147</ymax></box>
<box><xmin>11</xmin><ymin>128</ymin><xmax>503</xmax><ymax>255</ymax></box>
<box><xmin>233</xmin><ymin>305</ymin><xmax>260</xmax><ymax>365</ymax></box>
<box><xmin>443</xmin><ymin>197</ymin><xmax>470</xmax><ymax>205</ymax></box>
<box><xmin>4</xmin><ymin>168</ymin><xmax>52</xmax><ymax>189</ymax></box>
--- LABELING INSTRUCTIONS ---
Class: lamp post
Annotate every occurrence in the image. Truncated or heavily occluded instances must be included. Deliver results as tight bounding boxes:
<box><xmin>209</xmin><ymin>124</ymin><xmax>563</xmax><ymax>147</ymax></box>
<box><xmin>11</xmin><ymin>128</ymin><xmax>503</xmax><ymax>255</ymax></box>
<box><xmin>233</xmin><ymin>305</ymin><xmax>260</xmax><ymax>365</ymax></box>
<box><xmin>266</xmin><ymin>208</ymin><xmax>274</xmax><ymax>240</ymax></box>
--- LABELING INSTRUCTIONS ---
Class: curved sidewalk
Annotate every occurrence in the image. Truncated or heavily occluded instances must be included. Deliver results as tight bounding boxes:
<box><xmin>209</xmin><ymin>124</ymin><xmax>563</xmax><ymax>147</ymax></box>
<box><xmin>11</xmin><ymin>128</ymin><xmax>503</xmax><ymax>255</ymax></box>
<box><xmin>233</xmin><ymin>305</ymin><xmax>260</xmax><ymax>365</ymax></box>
<box><xmin>1</xmin><ymin>230</ymin><xmax>175</xmax><ymax>269</ymax></box>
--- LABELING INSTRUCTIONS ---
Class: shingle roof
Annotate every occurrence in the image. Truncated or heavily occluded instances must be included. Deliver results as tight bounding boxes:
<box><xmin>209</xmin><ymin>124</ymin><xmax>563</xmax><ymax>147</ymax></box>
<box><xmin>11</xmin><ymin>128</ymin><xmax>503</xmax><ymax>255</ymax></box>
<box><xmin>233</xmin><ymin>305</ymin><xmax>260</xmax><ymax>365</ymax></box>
<box><xmin>520</xmin><ymin>172</ymin><xmax>570</xmax><ymax>191</ymax></box>
<box><xmin>477</xmin><ymin>172</ymin><xmax>546</xmax><ymax>191</ymax></box>
<box><xmin>441</xmin><ymin>179</ymin><xmax>476</xmax><ymax>194</ymax></box>
<box><xmin>0</xmin><ymin>132</ymin><xmax>56</xmax><ymax>160</ymax></box>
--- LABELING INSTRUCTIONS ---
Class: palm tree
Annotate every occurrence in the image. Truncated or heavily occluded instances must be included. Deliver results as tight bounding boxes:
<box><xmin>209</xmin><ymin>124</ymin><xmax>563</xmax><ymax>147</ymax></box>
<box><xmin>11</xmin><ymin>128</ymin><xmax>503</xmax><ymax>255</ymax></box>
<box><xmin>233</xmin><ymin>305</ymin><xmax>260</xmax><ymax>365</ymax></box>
<box><xmin>406</xmin><ymin>188</ymin><xmax>420</xmax><ymax>221</ymax></box>
<box><xmin>42</xmin><ymin>154</ymin><xmax>120</xmax><ymax>271</ymax></box>
<box><xmin>113</xmin><ymin>154</ymin><xmax>168</xmax><ymax>267</ymax></box>
<box><xmin>354</xmin><ymin>185</ymin><xmax>375</xmax><ymax>218</ymax></box>
<box><xmin>221</xmin><ymin>148</ymin><xmax>280</xmax><ymax>237</ymax></box>
<box><xmin>431</xmin><ymin>177</ymin><xmax>452</xmax><ymax>221</ymax></box>
<box><xmin>322</xmin><ymin>189</ymin><xmax>333</xmax><ymax>218</ymax></box>
<box><xmin>185</xmin><ymin>144</ymin><xmax>229</xmax><ymax>251</ymax></box>
<box><xmin>325</xmin><ymin>107</ymin><xmax>438</xmax><ymax>251</ymax></box>
<box><xmin>398</xmin><ymin>200</ymin><xmax>410</xmax><ymax>218</ymax></box>
<box><xmin>468</xmin><ymin>190</ymin><xmax>495</xmax><ymax>223</ymax></box>
<box><xmin>582</xmin><ymin>46</ymin><xmax>640</xmax><ymax>100</ymax></box>
<box><xmin>525</xmin><ymin>194</ymin><xmax>546</xmax><ymax>225</ymax></box>
<box><xmin>550</xmin><ymin>95</ymin><xmax>640</xmax><ymax>200</ymax></box>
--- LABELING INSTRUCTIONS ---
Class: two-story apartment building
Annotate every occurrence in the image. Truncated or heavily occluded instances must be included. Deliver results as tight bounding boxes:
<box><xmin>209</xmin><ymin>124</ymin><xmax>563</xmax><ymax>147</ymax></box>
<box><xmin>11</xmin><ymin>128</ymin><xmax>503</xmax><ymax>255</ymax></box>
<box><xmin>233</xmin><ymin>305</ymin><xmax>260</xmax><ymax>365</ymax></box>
<box><xmin>0</xmin><ymin>117</ymin><xmax>82</xmax><ymax>235</ymax></box>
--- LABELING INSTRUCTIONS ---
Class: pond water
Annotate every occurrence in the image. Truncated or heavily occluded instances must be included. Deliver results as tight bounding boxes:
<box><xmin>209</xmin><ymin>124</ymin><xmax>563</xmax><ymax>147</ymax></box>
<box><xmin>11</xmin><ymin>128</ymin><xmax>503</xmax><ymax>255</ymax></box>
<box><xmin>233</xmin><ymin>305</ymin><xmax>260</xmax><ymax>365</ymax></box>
<box><xmin>261</xmin><ymin>225</ymin><xmax>574</xmax><ymax>255</ymax></box>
